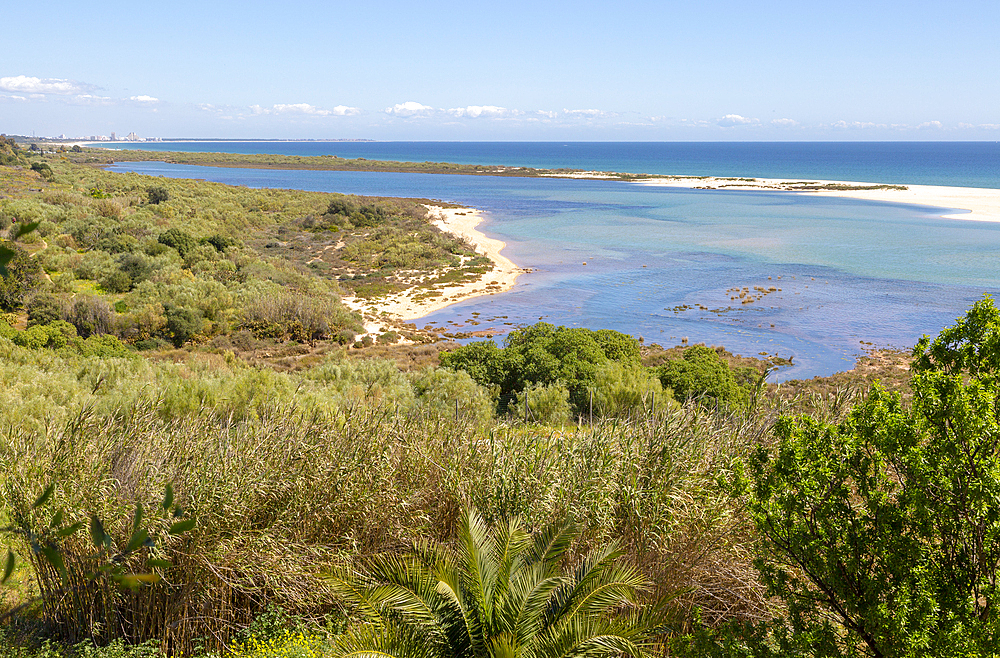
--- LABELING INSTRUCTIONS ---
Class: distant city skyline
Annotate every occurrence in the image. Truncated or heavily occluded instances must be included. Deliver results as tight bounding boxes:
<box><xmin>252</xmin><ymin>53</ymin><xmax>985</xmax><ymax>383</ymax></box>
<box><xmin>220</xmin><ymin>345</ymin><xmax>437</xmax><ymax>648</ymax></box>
<box><xmin>3</xmin><ymin>0</ymin><xmax>998</xmax><ymax>141</ymax></box>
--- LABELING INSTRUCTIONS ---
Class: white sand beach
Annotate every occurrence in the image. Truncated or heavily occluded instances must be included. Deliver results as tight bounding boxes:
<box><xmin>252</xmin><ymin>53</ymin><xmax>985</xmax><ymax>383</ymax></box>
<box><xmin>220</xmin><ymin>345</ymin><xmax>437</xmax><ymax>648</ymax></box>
<box><xmin>629</xmin><ymin>176</ymin><xmax>1000</xmax><ymax>223</ymax></box>
<box><xmin>342</xmin><ymin>205</ymin><xmax>524</xmax><ymax>335</ymax></box>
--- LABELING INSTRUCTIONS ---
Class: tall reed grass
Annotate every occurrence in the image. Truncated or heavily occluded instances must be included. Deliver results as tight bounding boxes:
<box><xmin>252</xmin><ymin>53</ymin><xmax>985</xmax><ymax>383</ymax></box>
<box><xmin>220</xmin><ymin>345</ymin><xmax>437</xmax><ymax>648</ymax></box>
<box><xmin>2</xmin><ymin>394</ymin><xmax>772</xmax><ymax>653</ymax></box>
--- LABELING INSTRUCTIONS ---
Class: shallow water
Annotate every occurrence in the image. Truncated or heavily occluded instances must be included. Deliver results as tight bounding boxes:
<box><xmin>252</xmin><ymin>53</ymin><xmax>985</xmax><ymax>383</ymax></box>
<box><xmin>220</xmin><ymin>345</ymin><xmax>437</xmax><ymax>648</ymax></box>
<box><xmin>109</xmin><ymin>161</ymin><xmax>1000</xmax><ymax>380</ymax></box>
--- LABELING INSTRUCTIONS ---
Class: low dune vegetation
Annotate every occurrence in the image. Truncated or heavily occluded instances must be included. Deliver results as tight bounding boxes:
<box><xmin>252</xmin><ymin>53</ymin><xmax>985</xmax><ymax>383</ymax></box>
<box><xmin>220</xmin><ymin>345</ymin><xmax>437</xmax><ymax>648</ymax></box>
<box><xmin>4</xmin><ymin>140</ymin><xmax>1000</xmax><ymax>658</ymax></box>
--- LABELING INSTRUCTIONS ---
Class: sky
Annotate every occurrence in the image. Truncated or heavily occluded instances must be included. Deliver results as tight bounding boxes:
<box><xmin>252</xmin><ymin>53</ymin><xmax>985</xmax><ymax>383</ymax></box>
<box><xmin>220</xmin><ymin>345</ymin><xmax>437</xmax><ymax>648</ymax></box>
<box><xmin>2</xmin><ymin>0</ymin><xmax>998</xmax><ymax>141</ymax></box>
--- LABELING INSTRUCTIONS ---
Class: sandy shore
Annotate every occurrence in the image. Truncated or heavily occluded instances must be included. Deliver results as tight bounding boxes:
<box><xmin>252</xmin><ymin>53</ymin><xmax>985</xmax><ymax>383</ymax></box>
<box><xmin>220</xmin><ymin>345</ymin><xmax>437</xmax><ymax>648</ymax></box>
<box><xmin>629</xmin><ymin>176</ymin><xmax>1000</xmax><ymax>223</ymax></box>
<box><xmin>342</xmin><ymin>205</ymin><xmax>524</xmax><ymax>335</ymax></box>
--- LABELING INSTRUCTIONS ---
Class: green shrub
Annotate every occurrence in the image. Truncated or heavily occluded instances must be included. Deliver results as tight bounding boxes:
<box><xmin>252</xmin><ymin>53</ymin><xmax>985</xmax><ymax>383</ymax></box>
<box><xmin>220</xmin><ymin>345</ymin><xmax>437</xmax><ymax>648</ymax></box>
<box><xmin>442</xmin><ymin>323</ymin><xmax>642</xmax><ymax>414</ymax></box>
<box><xmin>78</xmin><ymin>333</ymin><xmax>134</xmax><ymax>358</ymax></box>
<box><xmin>410</xmin><ymin>367</ymin><xmax>494</xmax><ymax>424</ymax></box>
<box><xmin>592</xmin><ymin>360</ymin><xmax>675</xmax><ymax>418</ymax></box>
<box><xmin>95</xmin><ymin>234</ymin><xmax>138</xmax><ymax>254</ymax></box>
<box><xmin>0</xmin><ymin>240</ymin><xmax>42</xmax><ymax>310</ymax></box>
<box><xmin>11</xmin><ymin>320</ymin><xmax>77</xmax><ymax>349</ymax></box>
<box><xmin>100</xmin><ymin>269</ymin><xmax>133</xmax><ymax>294</ymax></box>
<box><xmin>68</xmin><ymin>295</ymin><xmax>114</xmax><ymax>337</ymax></box>
<box><xmin>146</xmin><ymin>185</ymin><xmax>170</xmax><ymax>204</ymax></box>
<box><xmin>27</xmin><ymin>292</ymin><xmax>69</xmax><ymax>327</ymax></box>
<box><xmin>157</xmin><ymin>228</ymin><xmax>198</xmax><ymax>258</ymax></box>
<box><xmin>164</xmin><ymin>305</ymin><xmax>202</xmax><ymax>347</ymax></box>
<box><xmin>30</xmin><ymin>161</ymin><xmax>54</xmax><ymax>181</ymax></box>
<box><xmin>657</xmin><ymin>345</ymin><xmax>748</xmax><ymax>409</ymax></box>
<box><xmin>514</xmin><ymin>380</ymin><xmax>572</xmax><ymax>425</ymax></box>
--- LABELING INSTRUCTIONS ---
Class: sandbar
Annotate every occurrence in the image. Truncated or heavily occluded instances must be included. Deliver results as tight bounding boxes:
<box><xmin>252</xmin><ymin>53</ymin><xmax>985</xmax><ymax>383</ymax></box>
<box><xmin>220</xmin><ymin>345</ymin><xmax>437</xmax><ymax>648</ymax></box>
<box><xmin>629</xmin><ymin>176</ymin><xmax>1000</xmax><ymax>223</ymax></box>
<box><xmin>342</xmin><ymin>205</ymin><xmax>524</xmax><ymax>335</ymax></box>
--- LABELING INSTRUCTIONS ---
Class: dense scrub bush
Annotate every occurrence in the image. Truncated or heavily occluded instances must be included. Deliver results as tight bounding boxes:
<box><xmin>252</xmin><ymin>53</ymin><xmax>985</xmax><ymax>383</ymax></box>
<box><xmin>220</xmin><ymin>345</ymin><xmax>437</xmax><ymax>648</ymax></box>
<box><xmin>67</xmin><ymin>295</ymin><xmax>114</xmax><ymax>337</ymax></box>
<box><xmin>92</xmin><ymin>197</ymin><xmax>124</xmax><ymax>219</ymax></box>
<box><xmin>441</xmin><ymin>323</ymin><xmax>644</xmax><ymax>415</ymax></box>
<box><xmin>0</xmin><ymin>241</ymin><xmax>42</xmax><ymax>310</ymax></box>
<box><xmin>157</xmin><ymin>228</ymin><xmax>198</xmax><ymax>258</ymax></box>
<box><xmin>657</xmin><ymin>344</ymin><xmax>757</xmax><ymax>409</ymax></box>
<box><xmin>410</xmin><ymin>366</ymin><xmax>494</xmax><ymax>424</ymax></box>
<box><xmin>146</xmin><ymin>185</ymin><xmax>170</xmax><ymax>204</ymax></box>
<box><xmin>592</xmin><ymin>360</ymin><xmax>674</xmax><ymax>418</ymax></box>
<box><xmin>302</xmin><ymin>356</ymin><xmax>415</xmax><ymax>408</ymax></box>
<box><xmin>680</xmin><ymin>297</ymin><xmax>1000</xmax><ymax>657</ymax></box>
<box><xmin>26</xmin><ymin>292</ymin><xmax>69</xmax><ymax>326</ymax></box>
<box><xmin>238</xmin><ymin>287</ymin><xmax>361</xmax><ymax>342</ymax></box>
<box><xmin>100</xmin><ymin>268</ymin><xmax>133</xmax><ymax>293</ymax></box>
<box><xmin>513</xmin><ymin>380</ymin><xmax>572</xmax><ymax>425</ymax></box>
<box><xmin>163</xmin><ymin>304</ymin><xmax>202</xmax><ymax>346</ymax></box>
<box><xmin>95</xmin><ymin>233</ymin><xmax>138</xmax><ymax>254</ymax></box>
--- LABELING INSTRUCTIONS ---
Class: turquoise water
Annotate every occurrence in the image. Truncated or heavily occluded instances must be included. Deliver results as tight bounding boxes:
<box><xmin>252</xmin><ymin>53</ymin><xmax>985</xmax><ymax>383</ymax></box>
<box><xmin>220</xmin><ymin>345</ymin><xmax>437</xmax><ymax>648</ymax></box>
<box><xmin>107</xmin><ymin>158</ymin><xmax>1000</xmax><ymax>381</ymax></box>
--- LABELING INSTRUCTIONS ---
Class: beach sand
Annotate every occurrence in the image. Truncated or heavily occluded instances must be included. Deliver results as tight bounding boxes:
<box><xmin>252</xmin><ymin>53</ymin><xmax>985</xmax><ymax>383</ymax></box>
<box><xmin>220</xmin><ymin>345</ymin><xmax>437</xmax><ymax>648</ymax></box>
<box><xmin>629</xmin><ymin>176</ymin><xmax>1000</xmax><ymax>223</ymax></box>
<box><xmin>342</xmin><ymin>205</ymin><xmax>524</xmax><ymax>336</ymax></box>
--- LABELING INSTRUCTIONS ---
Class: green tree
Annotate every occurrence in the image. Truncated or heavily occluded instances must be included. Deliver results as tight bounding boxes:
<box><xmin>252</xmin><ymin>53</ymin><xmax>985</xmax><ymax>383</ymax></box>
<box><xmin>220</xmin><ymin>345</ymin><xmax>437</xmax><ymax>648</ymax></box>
<box><xmin>164</xmin><ymin>304</ymin><xmax>203</xmax><ymax>346</ymax></box>
<box><xmin>329</xmin><ymin>508</ymin><xmax>662</xmax><ymax>658</ymax></box>
<box><xmin>146</xmin><ymin>185</ymin><xmax>170</xmax><ymax>204</ymax></box>
<box><xmin>30</xmin><ymin>161</ymin><xmax>54</xmax><ymax>181</ymax></box>
<box><xmin>657</xmin><ymin>345</ymin><xmax>749</xmax><ymax>408</ymax></box>
<box><xmin>442</xmin><ymin>323</ymin><xmax>642</xmax><ymax>413</ymax></box>
<box><xmin>729</xmin><ymin>296</ymin><xmax>1000</xmax><ymax>658</ymax></box>
<box><xmin>157</xmin><ymin>228</ymin><xmax>198</xmax><ymax>258</ymax></box>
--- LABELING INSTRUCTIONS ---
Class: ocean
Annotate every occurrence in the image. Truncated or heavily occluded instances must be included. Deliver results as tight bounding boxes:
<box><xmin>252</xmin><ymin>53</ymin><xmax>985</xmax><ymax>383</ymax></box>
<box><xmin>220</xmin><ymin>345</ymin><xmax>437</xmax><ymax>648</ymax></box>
<box><xmin>99</xmin><ymin>141</ymin><xmax>1000</xmax><ymax>188</ymax></box>
<box><xmin>103</xmin><ymin>142</ymin><xmax>1000</xmax><ymax>380</ymax></box>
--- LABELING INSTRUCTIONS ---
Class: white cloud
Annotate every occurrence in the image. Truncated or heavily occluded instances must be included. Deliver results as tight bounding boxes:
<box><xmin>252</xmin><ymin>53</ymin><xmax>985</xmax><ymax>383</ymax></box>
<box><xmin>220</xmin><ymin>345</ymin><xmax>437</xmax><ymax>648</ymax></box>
<box><xmin>717</xmin><ymin>114</ymin><xmax>758</xmax><ymax>127</ymax></box>
<box><xmin>448</xmin><ymin>105</ymin><xmax>511</xmax><ymax>118</ymax></box>
<box><xmin>563</xmin><ymin>108</ymin><xmax>611</xmax><ymax>118</ymax></box>
<box><xmin>330</xmin><ymin>105</ymin><xmax>361</xmax><ymax>116</ymax></box>
<box><xmin>771</xmin><ymin>118</ymin><xmax>798</xmax><ymax>126</ymax></box>
<box><xmin>385</xmin><ymin>101</ymin><xmax>434</xmax><ymax>116</ymax></box>
<box><xmin>273</xmin><ymin>103</ymin><xmax>331</xmax><ymax>116</ymax></box>
<box><xmin>249</xmin><ymin>103</ymin><xmax>360</xmax><ymax>117</ymax></box>
<box><xmin>70</xmin><ymin>94</ymin><xmax>113</xmax><ymax>105</ymax></box>
<box><xmin>917</xmin><ymin>120</ymin><xmax>943</xmax><ymax>130</ymax></box>
<box><xmin>831</xmin><ymin>120</ymin><xmax>880</xmax><ymax>130</ymax></box>
<box><xmin>130</xmin><ymin>95</ymin><xmax>159</xmax><ymax>103</ymax></box>
<box><xmin>0</xmin><ymin>75</ymin><xmax>94</xmax><ymax>95</ymax></box>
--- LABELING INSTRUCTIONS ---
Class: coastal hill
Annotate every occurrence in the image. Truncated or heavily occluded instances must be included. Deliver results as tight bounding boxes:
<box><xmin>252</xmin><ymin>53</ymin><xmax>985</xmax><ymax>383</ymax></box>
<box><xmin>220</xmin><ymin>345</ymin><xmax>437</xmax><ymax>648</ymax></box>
<box><xmin>1</xmin><ymin>140</ymin><xmax>986</xmax><ymax>658</ymax></box>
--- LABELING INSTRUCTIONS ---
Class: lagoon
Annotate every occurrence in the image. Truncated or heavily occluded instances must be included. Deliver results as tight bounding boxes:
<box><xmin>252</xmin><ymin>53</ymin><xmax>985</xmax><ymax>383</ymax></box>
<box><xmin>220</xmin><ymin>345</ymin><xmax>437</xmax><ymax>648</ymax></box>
<box><xmin>107</xmin><ymin>160</ymin><xmax>1000</xmax><ymax>381</ymax></box>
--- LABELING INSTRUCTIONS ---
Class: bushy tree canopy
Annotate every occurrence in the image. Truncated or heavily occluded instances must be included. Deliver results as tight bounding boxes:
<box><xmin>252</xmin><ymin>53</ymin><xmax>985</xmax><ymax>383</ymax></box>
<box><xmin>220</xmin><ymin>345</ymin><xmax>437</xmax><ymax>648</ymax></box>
<box><xmin>725</xmin><ymin>296</ymin><xmax>1000</xmax><ymax>658</ymax></box>
<box><xmin>441</xmin><ymin>323</ymin><xmax>641</xmax><ymax>412</ymax></box>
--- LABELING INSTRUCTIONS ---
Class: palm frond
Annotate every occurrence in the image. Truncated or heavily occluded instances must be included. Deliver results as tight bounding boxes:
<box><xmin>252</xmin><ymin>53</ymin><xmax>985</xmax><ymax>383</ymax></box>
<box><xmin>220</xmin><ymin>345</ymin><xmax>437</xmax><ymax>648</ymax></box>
<box><xmin>526</xmin><ymin>520</ymin><xmax>576</xmax><ymax>577</ymax></box>
<box><xmin>457</xmin><ymin>508</ymin><xmax>494</xmax><ymax>618</ymax></box>
<box><xmin>488</xmin><ymin>514</ymin><xmax>531</xmax><ymax>616</ymax></box>
<box><xmin>434</xmin><ymin>561</ymin><xmax>484</xmax><ymax>658</ymax></box>
<box><xmin>562</xmin><ymin>562</ymin><xmax>648</xmax><ymax>621</ymax></box>
<box><xmin>544</xmin><ymin>543</ymin><xmax>647</xmax><ymax>624</ymax></box>
<box><xmin>329</xmin><ymin>555</ymin><xmax>447</xmax><ymax>644</ymax></box>
<box><xmin>504</xmin><ymin>566</ymin><xmax>569</xmax><ymax>648</ymax></box>
<box><xmin>531</xmin><ymin>617</ymin><xmax>650</xmax><ymax>658</ymax></box>
<box><xmin>330</xmin><ymin>621</ymin><xmax>443</xmax><ymax>658</ymax></box>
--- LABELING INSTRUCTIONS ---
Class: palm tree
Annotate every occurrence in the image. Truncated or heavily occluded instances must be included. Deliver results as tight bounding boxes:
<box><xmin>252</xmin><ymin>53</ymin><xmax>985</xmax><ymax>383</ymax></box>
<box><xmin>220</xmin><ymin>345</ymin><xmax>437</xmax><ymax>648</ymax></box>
<box><xmin>327</xmin><ymin>508</ymin><xmax>664</xmax><ymax>658</ymax></box>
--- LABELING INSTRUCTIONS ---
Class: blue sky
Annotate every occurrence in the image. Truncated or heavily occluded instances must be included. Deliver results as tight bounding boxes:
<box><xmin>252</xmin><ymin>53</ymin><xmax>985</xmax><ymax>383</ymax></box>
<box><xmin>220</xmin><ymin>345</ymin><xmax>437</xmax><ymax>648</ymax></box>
<box><xmin>2</xmin><ymin>0</ymin><xmax>998</xmax><ymax>140</ymax></box>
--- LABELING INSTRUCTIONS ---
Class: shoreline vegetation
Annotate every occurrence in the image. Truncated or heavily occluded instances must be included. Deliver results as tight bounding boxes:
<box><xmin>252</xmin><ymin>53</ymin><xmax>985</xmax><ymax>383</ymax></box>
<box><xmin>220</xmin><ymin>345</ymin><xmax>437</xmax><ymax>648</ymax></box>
<box><xmin>12</xmin><ymin>136</ymin><xmax>1000</xmax><ymax>657</ymax></box>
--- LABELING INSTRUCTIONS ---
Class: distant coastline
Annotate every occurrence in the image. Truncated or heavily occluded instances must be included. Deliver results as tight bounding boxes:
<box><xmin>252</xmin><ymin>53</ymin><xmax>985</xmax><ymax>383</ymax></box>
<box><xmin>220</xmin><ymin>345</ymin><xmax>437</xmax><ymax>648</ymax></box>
<box><xmin>79</xmin><ymin>145</ymin><xmax>1000</xmax><ymax>223</ymax></box>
